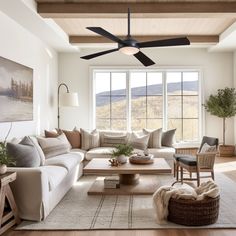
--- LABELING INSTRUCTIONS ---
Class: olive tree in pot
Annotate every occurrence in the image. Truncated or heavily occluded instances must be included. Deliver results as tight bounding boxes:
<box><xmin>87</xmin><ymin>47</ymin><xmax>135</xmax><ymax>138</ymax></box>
<box><xmin>204</xmin><ymin>87</ymin><xmax>236</xmax><ymax>157</ymax></box>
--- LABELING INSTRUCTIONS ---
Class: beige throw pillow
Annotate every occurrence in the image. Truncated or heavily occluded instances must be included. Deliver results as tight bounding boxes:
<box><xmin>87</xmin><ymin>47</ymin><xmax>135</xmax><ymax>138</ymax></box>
<box><xmin>37</xmin><ymin>133</ymin><xmax>71</xmax><ymax>159</ymax></box>
<box><xmin>129</xmin><ymin>132</ymin><xmax>150</xmax><ymax>150</ymax></box>
<box><xmin>143</xmin><ymin>128</ymin><xmax>162</xmax><ymax>148</ymax></box>
<box><xmin>200</xmin><ymin>143</ymin><xmax>217</xmax><ymax>153</ymax></box>
<box><xmin>80</xmin><ymin>129</ymin><xmax>100</xmax><ymax>151</ymax></box>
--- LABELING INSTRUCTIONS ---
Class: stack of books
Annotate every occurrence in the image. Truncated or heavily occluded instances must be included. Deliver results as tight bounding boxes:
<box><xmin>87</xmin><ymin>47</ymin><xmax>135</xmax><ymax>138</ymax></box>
<box><xmin>104</xmin><ymin>176</ymin><xmax>120</xmax><ymax>189</ymax></box>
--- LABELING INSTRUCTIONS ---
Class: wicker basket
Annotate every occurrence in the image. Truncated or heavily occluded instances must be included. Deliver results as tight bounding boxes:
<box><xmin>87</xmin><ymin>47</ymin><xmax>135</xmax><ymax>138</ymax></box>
<box><xmin>168</xmin><ymin>196</ymin><xmax>220</xmax><ymax>226</ymax></box>
<box><xmin>219</xmin><ymin>145</ymin><xmax>235</xmax><ymax>157</ymax></box>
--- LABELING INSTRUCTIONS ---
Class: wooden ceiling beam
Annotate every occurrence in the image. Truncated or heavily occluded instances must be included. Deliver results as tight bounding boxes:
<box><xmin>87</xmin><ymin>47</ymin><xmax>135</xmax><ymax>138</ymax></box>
<box><xmin>69</xmin><ymin>35</ymin><xmax>219</xmax><ymax>44</ymax></box>
<box><xmin>37</xmin><ymin>2</ymin><xmax>236</xmax><ymax>18</ymax></box>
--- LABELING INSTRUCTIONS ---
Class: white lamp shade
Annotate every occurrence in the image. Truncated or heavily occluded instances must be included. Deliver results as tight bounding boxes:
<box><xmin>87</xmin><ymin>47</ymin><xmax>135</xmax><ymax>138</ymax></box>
<box><xmin>60</xmin><ymin>92</ymin><xmax>79</xmax><ymax>107</ymax></box>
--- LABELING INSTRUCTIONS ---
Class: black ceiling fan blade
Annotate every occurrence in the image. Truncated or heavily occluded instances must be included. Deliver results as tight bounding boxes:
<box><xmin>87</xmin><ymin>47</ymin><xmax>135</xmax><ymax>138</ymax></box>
<box><xmin>137</xmin><ymin>37</ymin><xmax>190</xmax><ymax>48</ymax></box>
<box><xmin>134</xmin><ymin>51</ymin><xmax>155</xmax><ymax>67</ymax></box>
<box><xmin>87</xmin><ymin>27</ymin><xmax>124</xmax><ymax>44</ymax></box>
<box><xmin>80</xmin><ymin>48</ymin><xmax>118</xmax><ymax>60</ymax></box>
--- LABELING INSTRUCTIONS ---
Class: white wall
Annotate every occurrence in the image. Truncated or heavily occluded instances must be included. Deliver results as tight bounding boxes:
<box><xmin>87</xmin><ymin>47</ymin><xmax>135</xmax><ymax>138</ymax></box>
<box><xmin>59</xmin><ymin>47</ymin><xmax>234</xmax><ymax>144</ymax></box>
<box><xmin>0</xmin><ymin>11</ymin><xmax>58</xmax><ymax>140</ymax></box>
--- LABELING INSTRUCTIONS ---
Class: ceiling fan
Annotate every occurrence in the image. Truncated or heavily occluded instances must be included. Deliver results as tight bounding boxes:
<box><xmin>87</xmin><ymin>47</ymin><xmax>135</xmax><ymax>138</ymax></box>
<box><xmin>80</xmin><ymin>8</ymin><xmax>190</xmax><ymax>67</ymax></box>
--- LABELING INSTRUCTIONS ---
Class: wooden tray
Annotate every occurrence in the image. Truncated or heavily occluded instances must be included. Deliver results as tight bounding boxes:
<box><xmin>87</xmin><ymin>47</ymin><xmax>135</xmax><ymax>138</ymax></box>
<box><xmin>129</xmin><ymin>157</ymin><xmax>154</xmax><ymax>164</ymax></box>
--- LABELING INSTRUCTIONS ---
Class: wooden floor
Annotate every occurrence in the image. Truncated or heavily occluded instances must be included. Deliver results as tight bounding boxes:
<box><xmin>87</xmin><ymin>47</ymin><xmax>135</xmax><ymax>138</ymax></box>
<box><xmin>4</xmin><ymin>156</ymin><xmax>236</xmax><ymax>236</ymax></box>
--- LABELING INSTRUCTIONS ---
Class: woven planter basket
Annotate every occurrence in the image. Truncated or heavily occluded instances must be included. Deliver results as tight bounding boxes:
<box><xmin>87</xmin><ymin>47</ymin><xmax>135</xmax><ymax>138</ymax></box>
<box><xmin>168</xmin><ymin>196</ymin><xmax>220</xmax><ymax>226</ymax></box>
<box><xmin>219</xmin><ymin>145</ymin><xmax>235</xmax><ymax>157</ymax></box>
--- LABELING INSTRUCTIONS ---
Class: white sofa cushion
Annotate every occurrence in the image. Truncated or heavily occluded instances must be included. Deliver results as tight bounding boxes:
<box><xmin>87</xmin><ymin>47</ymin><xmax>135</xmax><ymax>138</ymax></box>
<box><xmin>148</xmin><ymin>147</ymin><xmax>175</xmax><ymax>159</ymax></box>
<box><xmin>85</xmin><ymin>147</ymin><xmax>116</xmax><ymax>160</ymax></box>
<box><xmin>80</xmin><ymin>129</ymin><xmax>100</xmax><ymax>151</ymax></box>
<box><xmin>44</xmin><ymin>152</ymin><xmax>83</xmax><ymax>172</ymax></box>
<box><xmin>70</xmin><ymin>148</ymin><xmax>86</xmax><ymax>160</ymax></box>
<box><xmin>40</xmin><ymin>166</ymin><xmax>68</xmax><ymax>191</ymax></box>
<box><xmin>99</xmin><ymin>130</ymin><xmax>128</xmax><ymax>147</ymax></box>
<box><xmin>143</xmin><ymin>128</ymin><xmax>162</xmax><ymax>148</ymax></box>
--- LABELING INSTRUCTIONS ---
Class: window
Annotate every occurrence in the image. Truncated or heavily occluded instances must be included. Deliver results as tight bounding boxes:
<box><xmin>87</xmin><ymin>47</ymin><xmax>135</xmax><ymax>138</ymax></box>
<box><xmin>93</xmin><ymin>68</ymin><xmax>201</xmax><ymax>142</ymax></box>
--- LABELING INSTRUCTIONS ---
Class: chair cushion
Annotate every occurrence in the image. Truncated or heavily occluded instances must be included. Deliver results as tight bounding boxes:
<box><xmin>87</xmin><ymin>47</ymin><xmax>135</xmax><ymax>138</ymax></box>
<box><xmin>173</xmin><ymin>154</ymin><xmax>194</xmax><ymax>161</ymax></box>
<box><xmin>40</xmin><ymin>166</ymin><xmax>68</xmax><ymax>191</ymax></box>
<box><xmin>179</xmin><ymin>156</ymin><xmax>197</xmax><ymax>166</ymax></box>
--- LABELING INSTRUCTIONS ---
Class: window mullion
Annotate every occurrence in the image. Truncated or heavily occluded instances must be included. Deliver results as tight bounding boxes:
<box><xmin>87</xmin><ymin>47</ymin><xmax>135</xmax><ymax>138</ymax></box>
<box><xmin>127</xmin><ymin>71</ymin><xmax>131</xmax><ymax>131</ymax></box>
<box><xmin>163</xmin><ymin>71</ymin><xmax>167</xmax><ymax>130</ymax></box>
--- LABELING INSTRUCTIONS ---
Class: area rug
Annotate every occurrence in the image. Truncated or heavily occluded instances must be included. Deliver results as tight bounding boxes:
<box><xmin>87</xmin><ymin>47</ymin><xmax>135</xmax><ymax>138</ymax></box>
<box><xmin>16</xmin><ymin>173</ymin><xmax>236</xmax><ymax>230</ymax></box>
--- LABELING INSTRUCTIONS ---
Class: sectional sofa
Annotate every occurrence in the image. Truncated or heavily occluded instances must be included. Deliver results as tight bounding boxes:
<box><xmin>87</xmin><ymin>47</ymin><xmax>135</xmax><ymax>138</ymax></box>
<box><xmin>7</xmin><ymin>129</ymin><xmax>176</xmax><ymax>221</ymax></box>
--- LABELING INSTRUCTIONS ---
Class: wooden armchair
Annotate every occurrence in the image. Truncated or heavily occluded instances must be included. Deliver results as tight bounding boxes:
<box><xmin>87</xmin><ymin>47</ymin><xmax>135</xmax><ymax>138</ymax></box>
<box><xmin>174</xmin><ymin>136</ymin><xmax>219</xmax><ymax>186</ymax></box>
<box><xmin>179</xmin><ymin>151</ymin><xmax>218</xmax><ymax>186</ymax></box>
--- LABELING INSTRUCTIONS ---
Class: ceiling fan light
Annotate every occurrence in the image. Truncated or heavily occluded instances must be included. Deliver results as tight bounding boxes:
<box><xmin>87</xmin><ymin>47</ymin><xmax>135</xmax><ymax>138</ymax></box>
<box><xmin>119</xmin><ymin>46</ymin><xmax>139</xmax><ymax>55</ymax></box>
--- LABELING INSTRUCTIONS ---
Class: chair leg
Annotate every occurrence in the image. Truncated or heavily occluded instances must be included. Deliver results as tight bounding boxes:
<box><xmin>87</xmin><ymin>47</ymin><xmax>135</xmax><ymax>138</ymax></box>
<box><xmin>189</xmin><ymin>172</ymin><xmax>192</xmax><ymax>178</ymax></box>
<box><xmin>176</xmin><ymin>164</ymin><xmax>179</xmax><ymax>181</ymax></box>
<box><xmin>196</xmin><ymin>170</ymin><xmax>200</xmax><ymax>187</ymax></box>
<box><xmin>180</xmin><ymin>167</ymin><xmax>183</xmax><ymax>184</ymax></box>
<box><xmin>211</xmin><ymin>170</ymin><xmax>215</xmax><ymax>180</ymax></box>
<box><xmin>173</xmin><ymin>162</ymin><xmax>176</xmax><ymax>177</ymax></box>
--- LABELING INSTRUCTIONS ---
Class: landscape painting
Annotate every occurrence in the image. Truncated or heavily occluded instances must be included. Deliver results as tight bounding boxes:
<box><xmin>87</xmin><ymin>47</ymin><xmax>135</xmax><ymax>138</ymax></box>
<box><xmin>0</xmin><ymin>56</ymin><xmax>33</xmax><ymax>122</ymax></box>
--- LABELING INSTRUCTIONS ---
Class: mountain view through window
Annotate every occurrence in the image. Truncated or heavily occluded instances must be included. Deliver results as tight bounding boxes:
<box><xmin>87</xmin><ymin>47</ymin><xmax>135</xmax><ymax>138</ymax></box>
<box><xmin>94</xmin><ymin>69</ymin><xmax>199</xmax><ymax>142</ymax></box>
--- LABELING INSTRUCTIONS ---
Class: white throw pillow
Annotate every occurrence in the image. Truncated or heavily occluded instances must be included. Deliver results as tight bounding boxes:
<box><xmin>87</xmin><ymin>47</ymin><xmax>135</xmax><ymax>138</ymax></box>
<box><xmin>80</xmin><ymin>129</ymin><xmax>100</xmax><ymax>151</ymax></box>
<box><xmin>129</xmin><ymin>132</ymin><xmax>150</xmax><ymax>150</ymax></box>
<box><xmin>143</xmin><ymin>128</ymin><xmax>162</xmax><ymax>148</ymax></box>
<box><xmin>200</xmin><ymin>143</ymin><xmax>217</xmax><ymax>153</ymax></box>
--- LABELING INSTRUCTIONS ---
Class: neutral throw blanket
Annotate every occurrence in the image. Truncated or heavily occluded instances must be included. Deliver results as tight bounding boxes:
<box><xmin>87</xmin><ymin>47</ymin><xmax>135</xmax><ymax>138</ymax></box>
<box><xmin>153</xmin><ymin>180</ymin><xmax>220</xmax><ymax>224</ymax></box>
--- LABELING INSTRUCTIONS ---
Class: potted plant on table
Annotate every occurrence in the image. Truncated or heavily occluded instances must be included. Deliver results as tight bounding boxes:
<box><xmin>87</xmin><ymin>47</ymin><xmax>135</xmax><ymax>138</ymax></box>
<box><xmin>204</xmin><ymin>87</ymin><xmax>236</xmax><ymax>157</ymax></box>
<box><xmin>111</xmin><ymin>144</ymin><xmax>134</xmax><ymax>164</ymax></box>
<box><xmin>0</xmin><ymin>141</ymin><xmax>15</xmax><ymax>174</ymax></box>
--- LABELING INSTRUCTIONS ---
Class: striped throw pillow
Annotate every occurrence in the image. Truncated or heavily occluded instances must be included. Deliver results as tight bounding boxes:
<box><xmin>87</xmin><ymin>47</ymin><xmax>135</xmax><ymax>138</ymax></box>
<box><xmin>37</xmin><ymin>133</ymin><xmax>71</xmax><ymax>159</ymax></box>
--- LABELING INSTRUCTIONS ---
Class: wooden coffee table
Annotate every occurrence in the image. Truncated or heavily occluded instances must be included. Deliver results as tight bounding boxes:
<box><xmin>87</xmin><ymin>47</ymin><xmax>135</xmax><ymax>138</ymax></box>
<box><xmin>83</xmin><ymin>158</ymin><xmax>171</xmax><ymax>195</ymax></box>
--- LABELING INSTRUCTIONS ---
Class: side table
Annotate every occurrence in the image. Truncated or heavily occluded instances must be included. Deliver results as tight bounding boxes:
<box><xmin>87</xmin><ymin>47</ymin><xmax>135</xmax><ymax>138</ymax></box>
<box><xmin>0</xmin><ymin>172</ymin><xmax>20</xmax><ymax>235</ymax></box>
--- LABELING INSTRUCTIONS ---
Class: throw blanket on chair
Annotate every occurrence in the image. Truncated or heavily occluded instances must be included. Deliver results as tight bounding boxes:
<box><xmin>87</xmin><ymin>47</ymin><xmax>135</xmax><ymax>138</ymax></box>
<box><xmin>153</xmin><ymin>180</ymin><xmax>220</xmax><ymax>224</ymax></box>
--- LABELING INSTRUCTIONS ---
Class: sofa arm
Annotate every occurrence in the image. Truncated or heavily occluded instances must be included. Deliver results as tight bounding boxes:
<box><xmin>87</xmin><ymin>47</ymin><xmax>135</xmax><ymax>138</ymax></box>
<box><xmin>8</xmin><ymin>167</ymin><xmax>49</xmax><ymax>221</ymax></box>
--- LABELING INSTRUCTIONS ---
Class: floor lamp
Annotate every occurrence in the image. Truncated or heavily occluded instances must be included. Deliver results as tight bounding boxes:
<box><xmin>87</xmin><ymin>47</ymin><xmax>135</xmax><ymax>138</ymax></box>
<box><xmin>57</xmin><ymin>83</ymin><xmax>79</xmax><ymax>129</ymax></box>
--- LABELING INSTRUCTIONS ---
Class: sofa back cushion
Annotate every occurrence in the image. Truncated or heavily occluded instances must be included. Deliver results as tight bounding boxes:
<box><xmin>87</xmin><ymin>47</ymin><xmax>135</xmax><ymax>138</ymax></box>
<box><xmin>57</xmin><ymin>127</ymin><xmax>81</xmax><ymax>149</ymax></box>
<box><xmin>99</xmin><ymin>130</ymin><xmax>128</xmax><ymax>147</ymax></box>
<box><xmin>143</xmin><ymin>128</ymin><xmax>162</xmax><ymax>148</ymax></box>
<box><xmin>37</xmin><ymin>133</ymin><xmax>71</xmax><ymax>158</ymax></box>
<box><xmin>129</xmin><ymin>132</ymin><xmax>149</xmax><ymax>150</ymax></box>
<box><xmin>44</xmin><ymin>130</ymin><xmax>59</xmax><ymax>138</ymax></box>
<box><xmin>161</xmin><ymin>129</ymin><xmax>176</xmax><ymax>147</ymax></box>
<box><xmin>7</xmin><ymin>136</ymin><xmax>41</xmax><ymax>167</ymax></box>
<box><xmin>80</xmin><ymin>129</ymin><xmax>100</xmax><ymax>151</ymax></box>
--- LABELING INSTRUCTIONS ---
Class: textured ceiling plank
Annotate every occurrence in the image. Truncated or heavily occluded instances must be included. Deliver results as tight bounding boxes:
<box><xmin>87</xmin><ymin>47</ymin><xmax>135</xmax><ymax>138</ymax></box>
<box><xmin>37</xmin><ymin>2</ymin><xmax>236</xmax><ymax>18</ymax></box>
<box><xmin>69</xmin><ymin>35</ymin><xmax>219</xmax><ymax>44</ymax></box>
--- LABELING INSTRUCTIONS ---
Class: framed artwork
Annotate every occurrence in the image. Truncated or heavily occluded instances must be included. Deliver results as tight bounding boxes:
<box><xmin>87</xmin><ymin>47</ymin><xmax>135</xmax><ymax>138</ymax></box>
<box><xmin>0</xmin><ymin>56</ymin><xmax>33</xmax><ymax>122</ymax></box>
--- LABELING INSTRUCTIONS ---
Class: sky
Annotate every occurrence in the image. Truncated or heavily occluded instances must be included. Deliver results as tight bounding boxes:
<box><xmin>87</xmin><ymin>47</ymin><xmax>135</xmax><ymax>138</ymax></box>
<box><xmin>95</xmin><ymin>71</ymin><xmax>198</xmax><ymax>94</ymax></box>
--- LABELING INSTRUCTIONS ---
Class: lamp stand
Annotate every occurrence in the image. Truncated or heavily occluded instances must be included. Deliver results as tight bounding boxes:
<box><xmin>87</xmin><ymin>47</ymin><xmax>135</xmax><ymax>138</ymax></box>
<box><xmin>57</xmin><ymin>83</ymin><xmax>69</xmax><ymax>129</ymax></box>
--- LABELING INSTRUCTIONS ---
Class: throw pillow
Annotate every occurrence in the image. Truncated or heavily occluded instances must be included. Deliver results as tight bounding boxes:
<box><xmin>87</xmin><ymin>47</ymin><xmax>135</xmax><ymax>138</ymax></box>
<box><xmin>80</xmin><ymin>129</ymin><xmax>100</xmax><ymax>151</ymax></box>
<box><xmin>200</xmin><ymin>143</ymin><xmax>217</xmax><ymax>153</ymax></box>
<box><xmin>129</xmin><ymin>132</ymin><xmax>150</xmax><ymax>150</ymax></box>
<box><xmin>57</xmin><ymin>127</ymin><xmax>81</xmax><ymax>149</ymax></box>
<box><xmin>7</xmin><ymin>136</ymin><xmax>41</xmax><ymax>167</ymax></box>
<box><xmin>143</xmin><ymin>128</ymin><xmax>162</xmax><ymax>148</ymax></box>
<box><xmin>102</xmin><ymin>134</ymin><xmax>128</xmax><ymax>147</ymax></box>
<box><xmin>37</xmin><ymin>133</ymin><xmax>71</xmax><ymax>158</ymax></box>
<box><xmin>161</xmin><ymin>129</ymin><xmax>176</xmax><ymax>147</ymax></box>
<box><xmin>44</xmin><ymin>130</ymin><xmax>60</xmax><ymax>138</ymax></box>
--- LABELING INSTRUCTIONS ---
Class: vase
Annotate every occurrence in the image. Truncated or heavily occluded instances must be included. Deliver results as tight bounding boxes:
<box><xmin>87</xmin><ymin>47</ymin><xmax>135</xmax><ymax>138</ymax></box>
<box><xmin>0</xmin><ymin>164</ymin><xmax>7</xmax><ymax>175</ymax></box>
<box><xmin>116</xmin><ymin>155</ymin><xmax>128</xmax><ymax>164</ymax></box>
